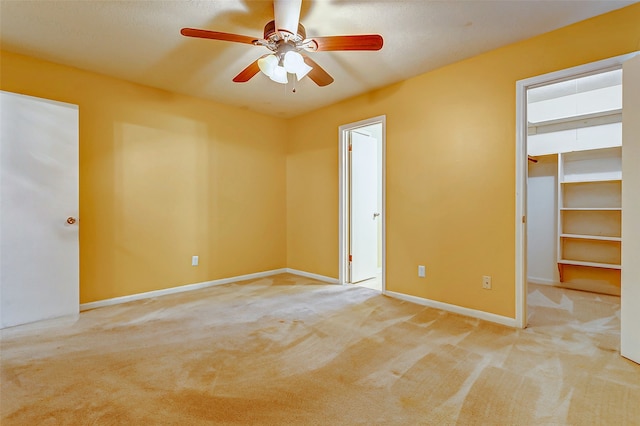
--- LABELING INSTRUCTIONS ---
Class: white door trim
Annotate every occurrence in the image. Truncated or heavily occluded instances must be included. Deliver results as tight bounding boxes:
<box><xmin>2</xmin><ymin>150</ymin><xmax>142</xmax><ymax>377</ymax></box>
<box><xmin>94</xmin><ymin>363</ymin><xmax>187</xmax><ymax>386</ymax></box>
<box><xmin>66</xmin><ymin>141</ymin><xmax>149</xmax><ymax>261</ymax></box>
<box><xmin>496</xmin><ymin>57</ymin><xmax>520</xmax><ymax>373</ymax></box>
<box><xmin>514</xmin><ymin>52</ymin><xmax>639</xmax><ymax>329</ymax></box>
<box><xmin>621</xmin><ymin>54</ymin><xmax>640</xmax><ymax>364</ymax></box>
<box><xmin>339</xmin><ymin>115</ymin><xmax>386</xmax><ymax>290</ymax></box>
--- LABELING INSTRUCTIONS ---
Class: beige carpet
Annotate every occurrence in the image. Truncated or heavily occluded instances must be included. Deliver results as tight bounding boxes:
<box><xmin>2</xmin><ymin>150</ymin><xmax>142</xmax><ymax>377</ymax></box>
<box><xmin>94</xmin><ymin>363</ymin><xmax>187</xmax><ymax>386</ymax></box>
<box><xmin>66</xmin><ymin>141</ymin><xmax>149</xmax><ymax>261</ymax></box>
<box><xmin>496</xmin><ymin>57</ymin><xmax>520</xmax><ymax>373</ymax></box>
<box><xmin>1</xmin><ymin>275</ymin><xmax>638</xmax><ymax>425</ymax></box>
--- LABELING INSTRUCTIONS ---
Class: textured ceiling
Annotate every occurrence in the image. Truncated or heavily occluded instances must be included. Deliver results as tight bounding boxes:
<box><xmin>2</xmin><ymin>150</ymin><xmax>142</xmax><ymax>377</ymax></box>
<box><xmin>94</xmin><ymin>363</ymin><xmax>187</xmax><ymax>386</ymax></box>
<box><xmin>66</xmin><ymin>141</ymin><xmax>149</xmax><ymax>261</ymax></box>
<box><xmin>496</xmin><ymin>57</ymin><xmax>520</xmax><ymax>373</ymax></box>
<box><xmin>0</xmin><ymin>0</ymin><xmax>636</xmax><ymax>118</ymax></box>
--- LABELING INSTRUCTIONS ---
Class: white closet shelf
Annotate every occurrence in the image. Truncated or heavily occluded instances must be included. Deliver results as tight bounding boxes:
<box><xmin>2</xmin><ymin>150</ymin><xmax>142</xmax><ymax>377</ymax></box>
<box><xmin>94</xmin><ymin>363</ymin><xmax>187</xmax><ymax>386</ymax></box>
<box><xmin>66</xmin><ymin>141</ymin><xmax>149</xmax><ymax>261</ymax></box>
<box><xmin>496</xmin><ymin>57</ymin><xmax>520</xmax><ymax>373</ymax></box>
<box><xmin>560</xmin><ymin>207</ymin><xmax>621</xmax><ymax>211</ymax></box>
<box><xmin>558</xmin><ymin>259</ymin><xmax>621</xmax><ymax>269</ymax></box>
<box><xmin>557</xmin><ymin>146</ymin><xmax>622</xmax><ymax>283</ymax></box>
<box><xmin>560</xmin><ymin>233</ymin><xmax>621</xmax><ymax>241</ymax></box>
<box><xmin>561</xmin><ymin>178</ymin><xmax>622</xmax><ymax>184</ymax></box>
<box><xmin>528</xmin><ymin>109</ymin><xmax>622</xmax><ymax>133</ymax></box>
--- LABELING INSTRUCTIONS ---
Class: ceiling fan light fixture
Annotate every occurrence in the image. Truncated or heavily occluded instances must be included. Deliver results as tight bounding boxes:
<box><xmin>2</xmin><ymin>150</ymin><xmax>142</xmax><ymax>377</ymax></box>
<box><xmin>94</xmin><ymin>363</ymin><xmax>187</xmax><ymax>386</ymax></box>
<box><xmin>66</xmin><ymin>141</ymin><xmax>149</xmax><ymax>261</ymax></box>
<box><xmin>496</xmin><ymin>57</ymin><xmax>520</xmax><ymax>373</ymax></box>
<box><xmin>258</xmin><ymin>54</ymin><xmax>278</xmax><ymax>78</ymax></box>
<box><xmin>283</xmin><ymin>51</ymin><xmax>302</xmax><ymax>72</ymax></box>
<box><xmin>283</xmin><ymin>51</ymin><xmax>313</xmax><ymax>80</ymax></box>
<box><xmin>294</xmin><ymin>62</ymin><xmax>313</xmax><ymax>80</ymax></box>
<box><xmin>270</xmin><ymin>65</ymin><xmax>288</xmax><ymax>84</ymax></box>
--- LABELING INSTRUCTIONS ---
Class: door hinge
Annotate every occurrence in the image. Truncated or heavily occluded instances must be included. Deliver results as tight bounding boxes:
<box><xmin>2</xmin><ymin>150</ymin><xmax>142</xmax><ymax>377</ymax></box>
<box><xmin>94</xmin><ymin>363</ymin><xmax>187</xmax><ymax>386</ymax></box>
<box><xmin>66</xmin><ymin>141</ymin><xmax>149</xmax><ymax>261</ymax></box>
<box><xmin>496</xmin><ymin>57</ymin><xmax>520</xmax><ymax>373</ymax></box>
<box><xmin>349</xmin><ymin>254</ymin><xmax>353</xmax><ymax>262</ymax></box>
<box><xmin>522</xmin><ymin>215</ymin><xmax>526</xmax><ymax>223</ymax></box>
<box><xmin>348</xmin><ymin>144</ymin><xmax>352</xmax><ymax>152</ymax></box>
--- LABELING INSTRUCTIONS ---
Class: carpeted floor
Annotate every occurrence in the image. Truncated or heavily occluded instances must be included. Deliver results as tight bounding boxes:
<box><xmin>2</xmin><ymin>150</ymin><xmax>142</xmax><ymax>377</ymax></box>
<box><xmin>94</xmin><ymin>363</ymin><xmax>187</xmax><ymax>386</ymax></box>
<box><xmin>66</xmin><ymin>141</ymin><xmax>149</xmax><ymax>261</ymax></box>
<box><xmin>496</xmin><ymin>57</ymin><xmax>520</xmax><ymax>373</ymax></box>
<box><xmin>1</xmin><ymin>274</ymin><xmax>638</xmax><ymax>425</ymax></box>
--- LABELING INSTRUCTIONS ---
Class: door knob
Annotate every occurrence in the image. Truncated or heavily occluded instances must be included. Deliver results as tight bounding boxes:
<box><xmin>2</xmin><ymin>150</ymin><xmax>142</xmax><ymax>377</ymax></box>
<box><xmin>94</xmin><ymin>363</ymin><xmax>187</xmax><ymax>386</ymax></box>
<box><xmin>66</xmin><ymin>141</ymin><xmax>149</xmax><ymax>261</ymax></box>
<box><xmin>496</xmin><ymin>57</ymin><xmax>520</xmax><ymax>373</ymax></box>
<box><xmin>373</xmin><ymin>212</ymin><xmax>380</xmax><ymax>219</ymax></box>
<box><xmin>66</xmin><ymin>217</ymin><xmax>77</xmax><ymax>225</ymax></box>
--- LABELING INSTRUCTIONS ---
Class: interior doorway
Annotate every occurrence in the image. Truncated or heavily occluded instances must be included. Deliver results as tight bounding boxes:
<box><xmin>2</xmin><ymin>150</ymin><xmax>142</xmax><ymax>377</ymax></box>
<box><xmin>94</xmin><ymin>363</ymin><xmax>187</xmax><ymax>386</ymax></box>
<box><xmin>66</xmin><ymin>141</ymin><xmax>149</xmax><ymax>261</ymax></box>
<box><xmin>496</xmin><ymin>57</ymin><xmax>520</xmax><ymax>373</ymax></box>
<box><xmin>526</xmin><ymin>68</ymin><xmax>623</xmax><ymax>297</ymax></box>
<box><xmin>339</xmin><ymin>116</ymin><xmax>386</xmax><ymax>292</ymax></box>
<box><xmin>515</xmin><ymin>52</ymin><xmax>640</xmax><ymax>365</ymax></box>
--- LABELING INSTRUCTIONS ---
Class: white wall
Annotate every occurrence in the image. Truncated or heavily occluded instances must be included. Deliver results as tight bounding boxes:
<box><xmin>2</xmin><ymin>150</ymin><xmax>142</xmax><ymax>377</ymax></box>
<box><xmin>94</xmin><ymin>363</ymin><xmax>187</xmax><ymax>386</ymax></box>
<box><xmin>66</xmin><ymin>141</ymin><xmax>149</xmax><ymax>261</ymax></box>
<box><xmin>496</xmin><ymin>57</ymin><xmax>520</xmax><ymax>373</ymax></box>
<box><xmin>527</xmin><ymin>155</ymin><xmax>558</xmax><ymax>284</ymax></box>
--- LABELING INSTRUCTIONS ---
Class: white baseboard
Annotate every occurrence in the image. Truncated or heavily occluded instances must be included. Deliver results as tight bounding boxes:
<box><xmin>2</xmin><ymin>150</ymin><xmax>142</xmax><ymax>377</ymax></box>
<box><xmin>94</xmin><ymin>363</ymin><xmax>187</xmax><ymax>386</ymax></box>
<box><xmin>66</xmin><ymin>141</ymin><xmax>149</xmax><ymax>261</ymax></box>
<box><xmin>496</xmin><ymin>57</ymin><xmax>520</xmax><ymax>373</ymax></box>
<box><xmin>79</xmin><ymin>269</ymin><xmax>514</xmax><ymax>328</ymax></box>
<box><xmin>528</xmin><ymin>277</ymin><xmax>559</xmax><ymax>286</ymax></box>
<box><xmin>285</xmin><ymin>268</ymin><xmax>340</xmax><ymax>284</ymax></box>
<box><xmin>384</xmin><ymin>290</ymin><xmax>517</xmax><ymax>328</ymax></box>
<box><xmin>80</xmin><ymin>268</ymin><xmax>340</xmax><ymax>312</ymax></box>
<box><xmin>80</xmin><ymin>268</ymin><xmax>287</xmax><ymax>311</ymax></box>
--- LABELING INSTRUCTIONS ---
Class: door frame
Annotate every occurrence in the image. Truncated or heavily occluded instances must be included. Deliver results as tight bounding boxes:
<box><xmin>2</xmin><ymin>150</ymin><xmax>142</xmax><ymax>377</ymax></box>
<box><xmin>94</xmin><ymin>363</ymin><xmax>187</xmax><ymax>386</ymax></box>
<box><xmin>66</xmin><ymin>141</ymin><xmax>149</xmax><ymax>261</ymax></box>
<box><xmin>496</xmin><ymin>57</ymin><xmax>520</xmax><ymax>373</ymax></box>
<box><xmin>339</xmin><ymin>115</ymin><xmax>386</xmax><ymax>290</ymax></box>
<box><xmin>514</xmin><ymin>52</ymin><xmax>639</xmax><ymax>328</ymax></box>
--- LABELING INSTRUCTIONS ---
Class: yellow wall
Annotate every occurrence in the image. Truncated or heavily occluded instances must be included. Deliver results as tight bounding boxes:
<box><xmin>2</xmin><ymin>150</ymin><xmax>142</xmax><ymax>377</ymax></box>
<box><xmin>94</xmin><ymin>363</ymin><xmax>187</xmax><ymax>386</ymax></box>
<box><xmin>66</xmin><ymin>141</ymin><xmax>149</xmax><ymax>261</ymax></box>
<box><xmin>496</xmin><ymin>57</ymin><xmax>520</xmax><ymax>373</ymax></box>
<box><xmin>286</xmin><ymin>4</ymin><xmax>640</xmax><ymax>318</ymax></box>
<box><xmin>0</xmin><ymin>51</ymin><xmax>288</xmax><ymax>304</ymax></box>
<box><xmin>1</xmin><ymin>4</ymin><xmax>639</xmax><ymax>316</ymax></box>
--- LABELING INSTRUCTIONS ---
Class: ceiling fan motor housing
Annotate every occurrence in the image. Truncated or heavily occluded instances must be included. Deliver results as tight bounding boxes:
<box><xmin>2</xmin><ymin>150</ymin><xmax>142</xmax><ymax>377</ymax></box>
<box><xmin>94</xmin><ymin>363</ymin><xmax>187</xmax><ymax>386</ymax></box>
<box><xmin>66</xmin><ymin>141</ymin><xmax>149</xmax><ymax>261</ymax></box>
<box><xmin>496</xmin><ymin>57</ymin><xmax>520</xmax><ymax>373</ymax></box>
<box><xmin>263</xmin><ymin>20</ymin><xmax>306</xmax><ymax>43</ymax></box>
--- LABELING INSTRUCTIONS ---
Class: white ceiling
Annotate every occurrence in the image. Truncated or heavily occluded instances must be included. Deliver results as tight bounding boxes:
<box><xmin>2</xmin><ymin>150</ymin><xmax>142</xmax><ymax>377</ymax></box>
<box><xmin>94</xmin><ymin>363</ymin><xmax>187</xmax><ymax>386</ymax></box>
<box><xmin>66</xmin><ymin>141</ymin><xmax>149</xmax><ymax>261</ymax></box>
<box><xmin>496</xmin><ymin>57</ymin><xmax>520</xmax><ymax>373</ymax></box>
<box><xmin>1</xmin><ymin>0</ymin><xmax>635</xmax><ymax>118</ymax></box>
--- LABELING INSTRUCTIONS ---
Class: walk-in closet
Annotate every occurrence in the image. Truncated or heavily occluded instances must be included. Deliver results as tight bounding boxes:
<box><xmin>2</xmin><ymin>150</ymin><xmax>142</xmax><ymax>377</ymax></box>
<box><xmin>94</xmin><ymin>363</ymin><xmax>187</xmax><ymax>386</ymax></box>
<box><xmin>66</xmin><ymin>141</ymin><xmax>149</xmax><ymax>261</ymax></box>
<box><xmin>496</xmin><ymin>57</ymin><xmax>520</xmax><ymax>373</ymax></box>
<box><xmin>527</xmin><ymin>69</ymin><xmax>622</xmax><ymax>296</ymax></box>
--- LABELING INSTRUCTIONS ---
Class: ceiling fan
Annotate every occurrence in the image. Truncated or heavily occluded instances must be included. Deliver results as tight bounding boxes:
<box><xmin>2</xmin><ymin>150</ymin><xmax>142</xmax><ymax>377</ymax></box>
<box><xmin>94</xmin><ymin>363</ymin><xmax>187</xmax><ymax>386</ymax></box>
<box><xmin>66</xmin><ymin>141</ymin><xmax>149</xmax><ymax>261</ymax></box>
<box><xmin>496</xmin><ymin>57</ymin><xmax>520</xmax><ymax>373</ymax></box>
<box><xmin>180</xmin><ymin>0</ymin><xmax>383</xmax><ymax>87</ymax></box>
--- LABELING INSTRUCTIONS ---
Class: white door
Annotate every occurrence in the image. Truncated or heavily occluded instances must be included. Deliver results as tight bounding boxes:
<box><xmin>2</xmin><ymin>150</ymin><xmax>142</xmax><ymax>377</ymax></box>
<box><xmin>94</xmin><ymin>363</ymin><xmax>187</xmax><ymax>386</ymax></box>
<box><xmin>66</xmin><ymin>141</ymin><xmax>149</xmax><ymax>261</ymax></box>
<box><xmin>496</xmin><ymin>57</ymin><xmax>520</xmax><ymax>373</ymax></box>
<box><xmin>0</xmin><ymin>91</ymin><xmax>79</xmax><ymax>328</ymax></box>
<box><xmin>621</xmin><ymin>54</ymin><xmax>640</xmax><ymax>364</ymax></box>
<box><xmin>349</xmin><ymin>131</ymin><xmax>378</xmax><ymax>283</ymax></box>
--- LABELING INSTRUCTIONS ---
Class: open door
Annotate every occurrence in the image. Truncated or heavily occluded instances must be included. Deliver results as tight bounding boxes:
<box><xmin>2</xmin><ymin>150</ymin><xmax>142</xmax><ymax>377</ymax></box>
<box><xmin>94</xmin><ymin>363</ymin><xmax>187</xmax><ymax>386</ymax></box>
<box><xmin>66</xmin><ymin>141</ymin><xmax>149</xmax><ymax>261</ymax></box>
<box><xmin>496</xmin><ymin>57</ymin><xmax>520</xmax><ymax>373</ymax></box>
<box><xmin>339</xmin><ymin>115</ymin><xmax>386</xmax><ymax>290</ymax></box>
<box><xmin>0</xmin><ymin>91</ymin><xmax>79</xmax><ymax>328</ymax></box>
<box><xmin>621</xmin><ymin>54</ymin><xmax>640</xmax><ymax>364</ymax></box>
<box><xmin>349</xmin><ymin>131</ymin><xmax>379</xmax><ymax>283</ymax></box>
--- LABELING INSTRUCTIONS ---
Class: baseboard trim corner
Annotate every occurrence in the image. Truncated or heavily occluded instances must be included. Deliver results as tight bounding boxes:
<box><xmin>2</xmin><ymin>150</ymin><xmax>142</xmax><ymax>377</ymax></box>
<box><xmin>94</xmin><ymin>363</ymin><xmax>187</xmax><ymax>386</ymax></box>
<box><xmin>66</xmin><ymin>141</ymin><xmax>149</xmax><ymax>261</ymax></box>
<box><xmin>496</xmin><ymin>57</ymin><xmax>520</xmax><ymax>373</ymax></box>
<box><xmin>80</xmin><ymin>268</ymin><xmax>288</xmax><ymax>311</ymax></box>
<box><xmin>384</xmin><ymin>290</ymin><xmax>517</xmax><ymax>328</ymax></box>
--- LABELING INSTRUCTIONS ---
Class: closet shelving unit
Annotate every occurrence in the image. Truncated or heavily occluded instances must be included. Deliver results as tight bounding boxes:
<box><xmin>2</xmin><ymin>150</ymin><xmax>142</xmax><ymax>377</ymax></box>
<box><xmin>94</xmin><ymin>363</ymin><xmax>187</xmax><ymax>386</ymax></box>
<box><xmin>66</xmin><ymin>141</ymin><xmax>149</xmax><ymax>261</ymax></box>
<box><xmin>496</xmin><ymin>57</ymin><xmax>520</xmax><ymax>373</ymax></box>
<box><xmin>557</xmin><ymin>146</ymin><xmax>622</xmax><ymax>281</ymax></box>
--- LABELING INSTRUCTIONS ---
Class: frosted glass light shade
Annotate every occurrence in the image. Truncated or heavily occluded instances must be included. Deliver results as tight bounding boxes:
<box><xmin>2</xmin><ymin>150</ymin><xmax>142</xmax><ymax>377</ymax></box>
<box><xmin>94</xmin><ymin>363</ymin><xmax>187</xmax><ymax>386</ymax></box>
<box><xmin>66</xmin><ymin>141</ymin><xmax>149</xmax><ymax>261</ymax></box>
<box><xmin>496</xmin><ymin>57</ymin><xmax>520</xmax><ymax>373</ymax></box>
<box><xmin>270</xmin><ymin>65</ymin><xmax>288</xmax><ymax>84</ymax></box>
<box><xmin>294</xmin><ymin>62</ymin><xmax>313</xmax><ymax>80</ymax></box>
<box><xmin>283</xmin><ymin>51</ymin><xmax>312</xmax><ymax>80</ymax></box>
<box><xmin>258</xmin><ymin>55</ymin><xmax>278</xmax><ymax>77</ymax></box>
<box><xmin>283</xmin><ymin>51</ymin><xmax>303</xmax><ymax>72</ymax></box>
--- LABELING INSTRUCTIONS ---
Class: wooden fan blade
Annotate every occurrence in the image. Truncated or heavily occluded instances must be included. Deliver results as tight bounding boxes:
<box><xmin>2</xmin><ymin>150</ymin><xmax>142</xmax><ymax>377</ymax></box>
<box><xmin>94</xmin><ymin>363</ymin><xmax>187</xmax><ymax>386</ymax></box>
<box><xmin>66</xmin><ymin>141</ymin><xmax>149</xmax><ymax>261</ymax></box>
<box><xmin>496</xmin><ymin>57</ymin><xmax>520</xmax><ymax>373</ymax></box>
<box><xmin>302</xmin><ymin>55</ymin><xmax>334</xmax><ymax>87</ymax></box>
<box><xmin>309</xmin><ymin>34</ymin><xmax>383</xmax><ymax>51</ymax></box>
<box><xmin>274</xmin><ymin>0</ymin><xmax>302</xmax><ymax>36</ymax></box>
<box><xmin>233</xmin><ymin>55</ymin><xmax>268</xmax><ymax>83</ymax></box>
<box><xmin>180</xmin><ymin>28</ymin><xmax>258</xmax><ymax>45</ymax></box>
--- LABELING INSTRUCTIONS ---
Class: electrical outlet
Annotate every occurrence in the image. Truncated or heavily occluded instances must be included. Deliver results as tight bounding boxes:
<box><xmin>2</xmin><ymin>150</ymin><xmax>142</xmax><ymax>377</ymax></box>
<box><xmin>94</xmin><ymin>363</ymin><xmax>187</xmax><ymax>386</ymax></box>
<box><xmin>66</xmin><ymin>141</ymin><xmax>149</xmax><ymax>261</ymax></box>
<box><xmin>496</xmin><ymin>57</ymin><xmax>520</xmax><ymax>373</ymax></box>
<box><xmin>482</xmin><ymin>275</ymin><xmax>492</xmax><ymax>289</ymax></box>
<box><xmin>192</xmin><ymin>255</ymin><xmax>199</xmax><ymax>266</ymax></box>
<box><xmin>418</xmin><ymin>265</ymin><xmax>426</xmax><ymax>278</ymax></box>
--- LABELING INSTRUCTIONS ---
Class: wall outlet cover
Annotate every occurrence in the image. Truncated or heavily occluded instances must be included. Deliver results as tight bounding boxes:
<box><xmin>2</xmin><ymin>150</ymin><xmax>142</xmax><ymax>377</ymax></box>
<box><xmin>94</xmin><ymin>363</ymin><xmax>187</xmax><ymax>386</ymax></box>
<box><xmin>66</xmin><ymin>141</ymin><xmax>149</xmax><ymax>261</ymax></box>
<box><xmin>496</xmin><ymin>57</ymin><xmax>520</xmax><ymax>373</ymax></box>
<box><xmin>418</xmin><ymin>265</ymin><xmax>426</xmax><ymax>278</ymax></box>
<box><xmin>482</xmin><ymin>275</ymin><xmax>492</xmax><ymax>289</ymax></box>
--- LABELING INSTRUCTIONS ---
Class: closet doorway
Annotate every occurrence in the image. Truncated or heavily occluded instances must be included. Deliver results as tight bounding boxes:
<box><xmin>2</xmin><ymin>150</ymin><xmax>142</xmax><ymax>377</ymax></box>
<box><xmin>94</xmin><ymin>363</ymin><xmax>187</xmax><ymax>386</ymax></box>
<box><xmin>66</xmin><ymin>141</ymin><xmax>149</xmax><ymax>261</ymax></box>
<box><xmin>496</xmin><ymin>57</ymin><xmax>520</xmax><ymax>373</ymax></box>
<box><xmin>526</xmin><ymin>69</ymin><xmax>623</xmax><ymax>296</ymax></box>
<box><xmin>515</xmin><ymin>52</ymin><xmax>640</xmax><ymax>365</ymax></box>
<box><xmin>339</xmin><ymin>116</ymin><xmax>386</xmax><ymax>292</ymax></box>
